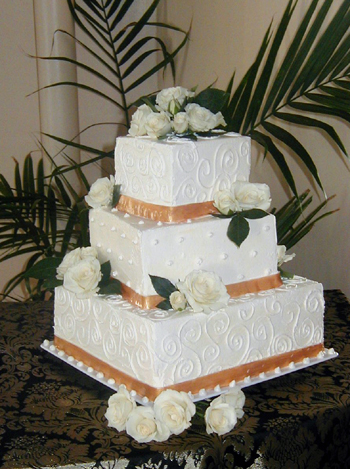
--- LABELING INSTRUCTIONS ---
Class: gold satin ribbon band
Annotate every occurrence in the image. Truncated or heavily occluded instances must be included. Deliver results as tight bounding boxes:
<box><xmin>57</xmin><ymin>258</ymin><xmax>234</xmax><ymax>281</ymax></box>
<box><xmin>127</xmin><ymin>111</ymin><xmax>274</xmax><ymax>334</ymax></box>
<box><xmin>116</xmin><ymin>195</ymin><xmax>219</xmax><ymax>222</ymax></box>
<box><xmin>54</xmin><ymin>336</ymin><xmax>324</xmax><ymax>401</ymax></box>
<box><xmin>121</xmin><ymin>273</ymin><xmax>283</xmax><ymax>310</ymax></box>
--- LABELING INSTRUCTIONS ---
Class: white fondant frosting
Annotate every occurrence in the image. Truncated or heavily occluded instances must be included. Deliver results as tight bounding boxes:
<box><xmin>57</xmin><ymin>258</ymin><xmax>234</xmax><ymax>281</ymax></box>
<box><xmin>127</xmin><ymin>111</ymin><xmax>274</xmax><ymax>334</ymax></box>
<box><xmin>89</xmin><ymin>208</ymin><xmax>279</xmax><ymax>296</ymax></box>
<box><xmin>114</xmin><ymin>134</ymin><xmax>251</xmax><ymax>206</ymax></box>
<box><xmin>54</xmin><ymin>277</ymin><xmax>324</xmax><ymax>388</ymax></box>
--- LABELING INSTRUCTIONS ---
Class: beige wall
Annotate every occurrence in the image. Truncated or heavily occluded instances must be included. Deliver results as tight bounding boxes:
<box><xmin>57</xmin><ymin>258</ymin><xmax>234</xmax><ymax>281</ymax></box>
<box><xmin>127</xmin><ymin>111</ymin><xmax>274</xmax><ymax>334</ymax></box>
<box><xmin>0</xmin><ymin>1</ymin><xmax>40</xmax><ymax>298</ymax></box>
<box><xmin>1</xmin><ymin>1</ymin><xmax>350</xmax><ymax>299</ymax></box>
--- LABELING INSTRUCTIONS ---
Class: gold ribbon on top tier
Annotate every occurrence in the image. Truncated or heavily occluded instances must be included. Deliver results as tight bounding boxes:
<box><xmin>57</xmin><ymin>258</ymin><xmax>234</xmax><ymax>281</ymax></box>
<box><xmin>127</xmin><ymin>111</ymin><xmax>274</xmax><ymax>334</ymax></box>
<box><xmin>116</xmin><ymin>195</ymin><xmax>219</xmax><ymax>222</ymax></box>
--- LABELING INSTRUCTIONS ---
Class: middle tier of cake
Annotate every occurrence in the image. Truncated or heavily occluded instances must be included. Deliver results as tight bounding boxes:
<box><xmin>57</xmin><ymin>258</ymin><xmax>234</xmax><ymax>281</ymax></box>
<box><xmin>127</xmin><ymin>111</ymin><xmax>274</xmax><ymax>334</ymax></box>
<box><xmin>89</xmin><ymin>207</ymin><xmax>282</xmax><ymax>308</ymax></box>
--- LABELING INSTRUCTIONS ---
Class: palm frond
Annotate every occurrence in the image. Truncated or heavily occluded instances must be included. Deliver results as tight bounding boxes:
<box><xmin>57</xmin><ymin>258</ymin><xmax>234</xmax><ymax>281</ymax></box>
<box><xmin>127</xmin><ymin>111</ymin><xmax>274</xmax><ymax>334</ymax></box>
<box><xmin>38</xmin><ymin>0</ymin><xmax>189</xmax><ymax>127</ymax></box>
<box><xmin>224</xmin><ymin>0</ymin><xmax>350</xmax><ymax>196</ymax></box>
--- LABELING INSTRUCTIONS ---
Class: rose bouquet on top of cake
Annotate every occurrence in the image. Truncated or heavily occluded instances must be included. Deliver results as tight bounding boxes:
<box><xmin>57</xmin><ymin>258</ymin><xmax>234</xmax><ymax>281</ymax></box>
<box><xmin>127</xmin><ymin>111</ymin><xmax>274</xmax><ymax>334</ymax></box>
<box><xmin>128</xmin><ymin>86</ymin><xmax>229</xmax><ymax>139</ymax></box>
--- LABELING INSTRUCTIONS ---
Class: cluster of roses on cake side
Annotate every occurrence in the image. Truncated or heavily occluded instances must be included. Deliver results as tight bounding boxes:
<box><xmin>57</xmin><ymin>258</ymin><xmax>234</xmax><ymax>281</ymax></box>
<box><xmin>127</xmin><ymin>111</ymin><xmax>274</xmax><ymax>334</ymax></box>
<box><xmin>128</xmin><ymin>86</ymin><xmax>226</xmax><ymax>138</ymax></box>
<box><xmin>105</xmin><ymin>386</ymin><xmax>245</xmax><ymax>443</ymax></box>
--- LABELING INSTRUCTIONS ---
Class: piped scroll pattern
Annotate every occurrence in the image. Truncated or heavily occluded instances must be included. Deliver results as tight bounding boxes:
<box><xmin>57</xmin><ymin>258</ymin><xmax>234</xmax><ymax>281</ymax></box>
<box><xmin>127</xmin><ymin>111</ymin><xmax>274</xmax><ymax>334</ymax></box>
<box><xmin>54</xmin><ymin>278</ymin><xmax>324</xmax><ymax>387</ymax></box>
<box><xmin>115</xmin><ymin>137</ymin><xmax>251</xmax><ymax>206</ymax></box>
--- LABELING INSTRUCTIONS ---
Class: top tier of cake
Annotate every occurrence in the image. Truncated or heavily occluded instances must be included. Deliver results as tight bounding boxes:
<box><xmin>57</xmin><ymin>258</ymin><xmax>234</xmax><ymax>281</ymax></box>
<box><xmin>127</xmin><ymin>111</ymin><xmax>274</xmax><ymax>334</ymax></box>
<box><xmin>114</xmin><ymin>133</ymin><xmax>251</xmax><ymax>210</ymax></box>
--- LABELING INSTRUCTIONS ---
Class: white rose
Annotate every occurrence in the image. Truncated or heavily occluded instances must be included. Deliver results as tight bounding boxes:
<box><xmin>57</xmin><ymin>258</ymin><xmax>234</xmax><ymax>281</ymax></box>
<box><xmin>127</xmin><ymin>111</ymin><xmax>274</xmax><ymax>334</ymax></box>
<box><xmin>144</xmin><ymin>111</ymin><xmax>172</xmax><ymax>138</ymax></box>
<box><xmin>173</xmin><ymin>112</ymin><xmax>189</xmax><ymax>134</ymax></box>
<box><xmin>205</xmin><ymin>400</ymin><xmax>238</xmax><ymax>435</ymax></box>
<box><xmin>169</xmin><ymin>291</ymin><xmax>187</xmax><ymax>311</ymax></box>
<box><xmin>213</xmin><ymin>189</ymin><xmax>240</xmax><ymax>215</ymax></box>
<box><xmin>177</xmin><ymin>270</ymin><xmax>230</xmax><ymax>313</ymax></box>
<box><xmin>156</xmin><ymin>86</ymin><xmax>194</xmax><ymax>114</ymax></box>
<box><xmin>56</xmin><ymin>248</ymin><xmax>83</xmax><ymax>280</ymax></box>
<box><xmin>80</xmin><ymin>247</ymin><xmax>98</xmax><ymax>260</ymax></box>
<box><xmin>126</xmin><ymin>406</ymin><xmax>171</xmax><ymax>443</ymax></box>
<box><xmin>85</xmin><ymin>176</ymin><xmax>115</xmax><ymax>209</ymax></box>
<box><xmin>128</xmin><ymin>104</ymin><xmax>152</xmax><ymax>136</ymax></box>
<box><xmin>231</xmin><ymin>181</ymin><xmax>271</xmax><ymax>211</ymax></box>
<box><xmin>63</xmin><ymin>258</ymin><xmax>101</xmax><ymax>298</ymax></box>
<box><xmin>277</xmin><ymin>245</ymin><xmax>296</xmax><ymax>267</ymax></box>
<box><xmin>213</xmin><ymin>389</ymin><xmax>245</xmax><ymax>419</ymax></box>
<box><xmin>154</xmin><ymin>390</ymin><xmax>196</xmax><ymax>435</ymax></box>
<box><xmin>185</xmin><ymin>103</ymin><xmax>226</xmax><ymax>132</ymax></box>
<box><xmin>105</xmin><ymin>387</ymin><xmax>136</xmax><ymax>431</ymax></box>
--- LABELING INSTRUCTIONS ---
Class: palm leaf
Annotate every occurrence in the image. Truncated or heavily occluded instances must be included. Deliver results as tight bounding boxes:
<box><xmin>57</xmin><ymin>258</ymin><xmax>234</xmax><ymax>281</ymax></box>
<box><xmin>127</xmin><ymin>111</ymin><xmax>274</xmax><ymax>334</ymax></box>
<box><xmin>38</xmin><ymin>0</ymin><xmax>189</xmax><ymax>128</ymax></box>
<box><xmin>224</xmin><ymin>0</ymin><xmax>350</xmax><ymax>196</ymax></box>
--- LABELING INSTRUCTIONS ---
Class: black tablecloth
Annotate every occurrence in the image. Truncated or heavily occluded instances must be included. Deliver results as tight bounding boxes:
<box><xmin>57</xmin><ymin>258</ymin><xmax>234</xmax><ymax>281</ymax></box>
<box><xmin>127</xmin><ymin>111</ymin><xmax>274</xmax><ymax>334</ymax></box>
<box><xmin>1</xmin><ymin>290</ymin><xmax>350</xmax><ymax>469</ymax></box>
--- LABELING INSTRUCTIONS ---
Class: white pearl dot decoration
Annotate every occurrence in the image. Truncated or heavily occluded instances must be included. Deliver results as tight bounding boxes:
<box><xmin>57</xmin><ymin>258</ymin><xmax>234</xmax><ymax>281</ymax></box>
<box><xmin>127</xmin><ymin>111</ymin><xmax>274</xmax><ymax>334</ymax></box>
<box><xmin>121</xmin><ymin>233</ymin><xmax>126</xmax><ymax>238</ymax></box>
<box><xmin>238</xmin><ymin>274</ymin><xmax>245</xmax><ymax>280</ymax></box>
<box><xmin>128</xmin><ymin>259</ymin><xmax>133</xmax><ymax>265</ymax></box>
<box><xmin>90</xmin><ymin>217</ymin><xmax>95</xmax><ymax>222</ymax></box>
<box><xmin>221</xmin><ymin>253</ymin><xmax>228</xmax><ymax>260</ymax></box>
<box><xmin>138</xmin><ymin>220</ymin><xmax>144</xmax><ymax>225</ymax></box>
<box><xmin>87</xmin><ymin>367</ymin><xmax>93</xmax><ymax>373</ymax></box>
<box><xmin>196</xmin><ymin>258</ymin><xmax>203</xmax><ymax>265</ymax></box>
<box><xmin>107</xmin><ymin>378</ymin><xmax>115</xmax><ymax>385</ymax></box>
<box><xmin>118</xmin><ymin>255</ymin><xmax>123</xmax><ymax>261</ymax></box>
<box><xmin>263</xmin><ymin>225</ymin><xmax>270</xmax><ymax>231</ymax></box>
<box><xmin>97</xmin><ymin>372</ymin><xmax>104</xmax><ymax>379</ymax></box>
<box><xmin>207</xmin><ymin>232</ymin><xmax>214</xmax><ymax>237</ymax></box>
<box><xmin>124</xmin><ymin>213</ymin><xmax>130</xmax><ymax>218</ymax></box>
<box><xmin>152</xmin><ymin>239</ymin><xmax>159</xmax><ymax>245</ymax></box>
<box><xmin>157</xmin><ymin>221</ymin><xmax>163</xmax><ymax>226</ymax></box>
<box><xmin>178</xmin><ymin>237</ymin><xmax>184</xmax><ymax>243</ymax></box>
<box><xmin>97</xmin><ymin>243</ymin><xmax>102</xmax><ymax>248</ymax></box>
<box><xmin>112</xmin><ymin>271</ymin><xmax>118</xmax><ymax>277</ymax></box>
<box><xmin>107</xmin><ymin>248</ymin><xmax>112</xmax><ymax>253</ymax></box>
<box><xmin>167</xmin><ymin>260</ymin><xmax>174</xmax><ymax>266</ymax></box>
<box><xmin>133</xmin><ymin>239</ymin><xmax>138</xmax><ymax>244</ymax></box>
<box><xmin>251</xmin><ymin>250</ymin><xmax>258</xmax><ymax>257</ymax></box>
<box><xmin>111</xmin><ymin>226</ymin><xmax>116</xmax><ymax>231</ymax></box>
<box><xmin>99</xmin><ymin>222</ymin><xmax>105</xmax><ymax>227</ymax></box>
<box><xmin>126</xmin><ymin>281</ymin><xmax>131</xmax><ymax>287</ymax></box>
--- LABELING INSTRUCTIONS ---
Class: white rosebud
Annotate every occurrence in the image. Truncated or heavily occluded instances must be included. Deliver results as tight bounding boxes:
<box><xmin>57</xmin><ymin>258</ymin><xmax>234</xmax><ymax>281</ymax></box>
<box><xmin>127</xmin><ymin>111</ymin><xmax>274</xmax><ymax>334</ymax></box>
<box><xmin>156</xmin><ymin>86</ymin><xmax>195</xmax><ymax>114</ymax></box>
<box><xmin>277</xmin><ymin>245</ymin><xmax>296</xmax><ymax>267</ymax></box>
<box><xmin>230</xmin><ymin>181</ymin><xmax>271</xmax><ymax>211</ymax></box>
<box><xmin>205</xmin><ymin>400</ymin><xmax>238</xmax><ymax>435</ymax></box>
<box><xmin>173</xmin><ymin>112</ymin><xmax>189</xmax><ymax>134</ymax></box>
<box><xmin>185</xmin><ymin>103</ymin><xmax>226</xmax><ymax>132</ymax></box>
<box><xmin>144</xmin><ymin>111</ymin><xmax>172</xmax><ymax>138</ymax></box>
<box><xmin>63</xmin><ymin>258</ymin><xmax>102</xmax><ymax>298</ymax></box>
<box><xmin>56</xmin><ymin>248</ymin><xmax>83</xmax><ymax>280</ymax></box>
<box><xmin>128</xmin><ymin>104</ymin><xmax>152</xmax><ymax>136</ymax></box>
<box><xmin>80</xmin><ymin>247</ymin><xmax>98</xmax><ymax>260</ymax></box>
<box><xmin>169</xmin><ymin>291</ymin><xmax>187</xmax><ymax>311</ymax></box>
<box><xmin>85</xmin><ymin>176</ymin><xmax>115</xmax><ymax>209</ymax></box>
<box><xmin>154</xmin><ymin>389</ymin><xmax>196</xmax><ymax>435</ymax></box>
<box><xmin>213</xmin><ymin>189</ymin><xmax>240</xmax><ymax>215</ymax></box>
<box><xmin>213</xmin><ymin>389</ymin><xmax>245</xmax><ymax>419</ymax></box>
<box><xmin>177</xmin><ymin>270</ymin><xmax>230</xmax><ymax>313</ymax></box>
<box><xmin>125</xmin><ymin>406</ymin><xmax>171</xmax><ymax>443</ymax></box>
<box><xmin>105</xmin><ymin>387</ymin><xmax>136</xmax><ymax>432</ymax></box>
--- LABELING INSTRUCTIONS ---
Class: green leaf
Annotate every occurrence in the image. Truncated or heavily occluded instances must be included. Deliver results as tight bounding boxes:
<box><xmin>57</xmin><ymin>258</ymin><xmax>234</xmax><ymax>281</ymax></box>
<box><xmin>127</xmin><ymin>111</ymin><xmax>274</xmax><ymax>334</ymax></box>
<box><xmin>149</xmin><ymin>275</ymin><xmax>177</xmax><ymax>299</ymax></box>
<box><xmin>100</xmin><ymin>260</ymin><xmax>112</xmax><ymax>285</ymax></box>
<box><xmin>112</xmin><ymin>184</ymin><xmax>122</xmax><ymax>206</ymax></box>
<box><xmin>156</xmin><ymin>299</ymin><xmax>172</xmax><ymax>310</ymax></box>
<box><xmin>99</xmin><ymin>279</ymin><xmax>122</xmax><ymax>295</ymax></box>
<box><xmin>227</xmin><ymin>214</ymin><xmax>250</xmax><ymax>247</ymax></box>
<box><xmin>23</xmin><ymin>257</ymin><xmax>62</xmax><ymax>280</ymax></box>
<box><xmin>193</xmin><ymin>88</ymin><xmax>229</xmax><ymax>114</ymax></box>
<box><xmin>240</xmin><ymin>209</ymin><xmax>269</xmax><ymax>219</ymax></box>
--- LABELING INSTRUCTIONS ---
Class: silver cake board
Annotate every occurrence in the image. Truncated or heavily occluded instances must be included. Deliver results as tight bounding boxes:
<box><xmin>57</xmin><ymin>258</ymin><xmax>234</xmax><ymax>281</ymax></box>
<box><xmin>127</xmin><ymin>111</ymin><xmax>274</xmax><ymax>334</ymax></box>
<box><xmin>41</xmin><ymin>340</ymin><xmax>338</xmax><ymax>405</ymax></box>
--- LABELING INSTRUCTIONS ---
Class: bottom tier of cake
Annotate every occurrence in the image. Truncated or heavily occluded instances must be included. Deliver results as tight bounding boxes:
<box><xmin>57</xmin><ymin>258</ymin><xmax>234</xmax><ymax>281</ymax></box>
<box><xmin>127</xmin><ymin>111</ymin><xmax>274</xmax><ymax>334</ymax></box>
<box><xmin>51</xmin><ymin>277</ymin><xmax>327</xmax><ymax>401</ymax></box>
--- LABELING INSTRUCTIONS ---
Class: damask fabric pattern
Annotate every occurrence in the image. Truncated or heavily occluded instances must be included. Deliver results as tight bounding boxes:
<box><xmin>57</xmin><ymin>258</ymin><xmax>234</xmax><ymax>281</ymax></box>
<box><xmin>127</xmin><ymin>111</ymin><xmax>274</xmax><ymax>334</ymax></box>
<box><xmin>0</xmin><ymin>291</ymin><xmax>350</xmax><ymax>469</ymax></box>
